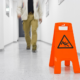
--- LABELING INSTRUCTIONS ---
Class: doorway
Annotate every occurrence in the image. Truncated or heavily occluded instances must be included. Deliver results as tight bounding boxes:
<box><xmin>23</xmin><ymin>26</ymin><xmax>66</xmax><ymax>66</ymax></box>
<box><xmin>19</xmin><ymin>18</ymin><xmax>24</xmax><ymax>37</ymax></box>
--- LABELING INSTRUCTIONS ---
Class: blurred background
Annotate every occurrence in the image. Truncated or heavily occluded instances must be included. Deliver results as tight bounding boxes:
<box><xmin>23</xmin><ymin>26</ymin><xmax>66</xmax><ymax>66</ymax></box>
<box><xmin>0</xmin><ymin>0</ymin><xmax>80</xmax><ymax>80</ymax></box>
<box><xmin>0</xmin><ymin>0</ymin><xmax>80</xmax><ymax>53</ymax></box>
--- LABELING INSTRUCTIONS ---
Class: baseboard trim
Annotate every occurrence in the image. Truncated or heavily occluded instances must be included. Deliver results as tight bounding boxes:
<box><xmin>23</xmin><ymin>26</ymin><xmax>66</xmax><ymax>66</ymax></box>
<box><xmin>38</xmin><ymin>40</ymin><xmax>80</xmax><ymax>55</ymax></box>
<box><xmin>38</xmin><ymin>40</ymin><xmax>52</xmax><ymax>45</ymax></box>
<box><xmin>0</xmin><ymin>49</ymin><xmax>4</xmax><ymax>51</ymax></box>
<box><xmin>1</xmin><ymin>39</ymin><xmax>80</xmax><ymax>55</ymax></box>
<box><xmin>78</xmin><ymin>53</ymin><xmax>80</xmax><ymax>55</ymax></box>
<box><xmin>19</xmin><ymin>37</ymin><xmax>25</xmax><ymax>41</ymax></box>
<box><xmin>4</xmin><ymin>41</ymin><xmax>18</xmax><ymax>47</ymax></box>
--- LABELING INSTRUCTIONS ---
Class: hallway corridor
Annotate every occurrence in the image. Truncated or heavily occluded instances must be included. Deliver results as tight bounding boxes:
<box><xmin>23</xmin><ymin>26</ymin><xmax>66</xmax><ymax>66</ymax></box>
<box><xmin>0</xmin><ymin>40</ymin><xmax>80</xmax><ymax>80</ymax></box>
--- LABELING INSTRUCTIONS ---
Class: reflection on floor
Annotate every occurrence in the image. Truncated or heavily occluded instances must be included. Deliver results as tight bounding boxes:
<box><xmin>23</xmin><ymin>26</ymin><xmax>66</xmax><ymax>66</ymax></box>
<box><xmin>0</xmin><ymin>41</ymin><xmax>80</xmax><ymax>80</ymax></box>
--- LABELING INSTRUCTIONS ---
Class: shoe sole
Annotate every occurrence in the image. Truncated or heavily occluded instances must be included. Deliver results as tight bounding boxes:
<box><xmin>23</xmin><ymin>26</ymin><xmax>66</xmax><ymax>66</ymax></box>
<box><xmin>32</xmin><ymin>50</ymin><xmax>36</xmax><ymax>53</ymax></box>
<box><xmin>27</xmin><ymin>48</ymin><xmax>30</xmax><ymax>50</ymax></box>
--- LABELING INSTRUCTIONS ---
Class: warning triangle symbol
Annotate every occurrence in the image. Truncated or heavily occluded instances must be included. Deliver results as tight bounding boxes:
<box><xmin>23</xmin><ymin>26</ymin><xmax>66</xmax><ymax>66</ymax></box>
<box><xmin>58</xmin><ymin>35</ymin><xmax>73</xmax><ymax>49</ymax></box>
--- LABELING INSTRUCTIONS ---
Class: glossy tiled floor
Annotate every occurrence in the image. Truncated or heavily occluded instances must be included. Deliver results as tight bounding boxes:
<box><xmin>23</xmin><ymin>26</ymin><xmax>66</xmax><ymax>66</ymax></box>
<box><xmin>0</xmin><ymin>40</ymin><xmax>80</xmax><ymax>80</ymax></box>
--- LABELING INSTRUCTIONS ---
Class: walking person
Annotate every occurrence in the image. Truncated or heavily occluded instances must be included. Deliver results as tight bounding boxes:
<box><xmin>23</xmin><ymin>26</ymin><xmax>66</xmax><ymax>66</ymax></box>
<box><xmin>17</xmin><ymin>0</ymin><xmax>42</xmax><ymax>52</ymax></box>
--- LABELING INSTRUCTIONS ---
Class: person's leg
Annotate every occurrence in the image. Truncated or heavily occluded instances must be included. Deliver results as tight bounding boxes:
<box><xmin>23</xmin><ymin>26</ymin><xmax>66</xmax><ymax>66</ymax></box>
<box><xmin>31</xmin><ymin>19</ymin><xmax>38</xmax><ymax>51</ymax></box>
<box><xmin>23</xmin><ymin>19</ymin><xmax>31</xmax><ymax>49</ymax></box>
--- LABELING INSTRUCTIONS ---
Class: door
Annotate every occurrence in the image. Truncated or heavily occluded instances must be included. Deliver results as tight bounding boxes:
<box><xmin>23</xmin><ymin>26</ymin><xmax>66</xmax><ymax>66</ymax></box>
<box><xmin>19</xmin><ymin>18</ymin><xmax>24</xmax><ymax>37</ymax></box>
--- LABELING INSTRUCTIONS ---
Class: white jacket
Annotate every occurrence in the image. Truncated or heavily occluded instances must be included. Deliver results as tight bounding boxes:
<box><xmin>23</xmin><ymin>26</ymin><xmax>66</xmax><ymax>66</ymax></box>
<box><xmin>17</xmin><ymin>0</ymin><xmax>42</xmax><ymax>20</ymax></box>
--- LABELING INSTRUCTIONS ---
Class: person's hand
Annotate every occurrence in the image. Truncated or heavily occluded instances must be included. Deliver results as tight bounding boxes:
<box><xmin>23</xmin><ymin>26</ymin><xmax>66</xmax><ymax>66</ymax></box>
<box><xmin>39</xmin><ymin>19</ymin><xmax>42</xmax><ymax>24</ymax></box>
<box><xmin>17</xmin><ymin>14</ymin><xmax>21</xmax><ymax>18</ymax></box>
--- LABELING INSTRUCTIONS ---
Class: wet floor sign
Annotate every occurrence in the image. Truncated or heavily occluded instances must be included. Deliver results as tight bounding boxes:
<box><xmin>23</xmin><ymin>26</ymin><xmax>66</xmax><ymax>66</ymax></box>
<box><xmin>49</xmin><ymin>22</ymin><xmax>80</xmax><ymax>74</ymax></box>
<box><xmin>58</xmin><ymin>35</ymin><xmax>73</xmax><ymax>49</ymax></box>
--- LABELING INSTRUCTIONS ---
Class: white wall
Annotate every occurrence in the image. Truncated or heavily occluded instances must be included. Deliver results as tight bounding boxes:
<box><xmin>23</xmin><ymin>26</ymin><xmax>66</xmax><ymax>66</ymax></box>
<box><xmin>13</xmin><ymin>1</ymin><xmax>19</xmax><ymax>42</ymax></box>
<box><xmin>0</xmin><ymin>0</ymin><xmax>19</xmax><ymax>49</ymax></box>
<box><xmin>41</xmin><ymin>0</ymin><xmax>80</xmax><ymax>53</ymax></box>
<box><xmin>3</xmin><ymin>0</ymin><xmax>14</xmax><ymax>45</ymax></box>
<box><xmin>0</xmin><ymin>1</ymin><xmax>4</xmax><ymax>49</ymax></box>
<box><xmin>37</xmin><ymin>23</ymin><xmax>41</xmax><ymax>40</ymax></box>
